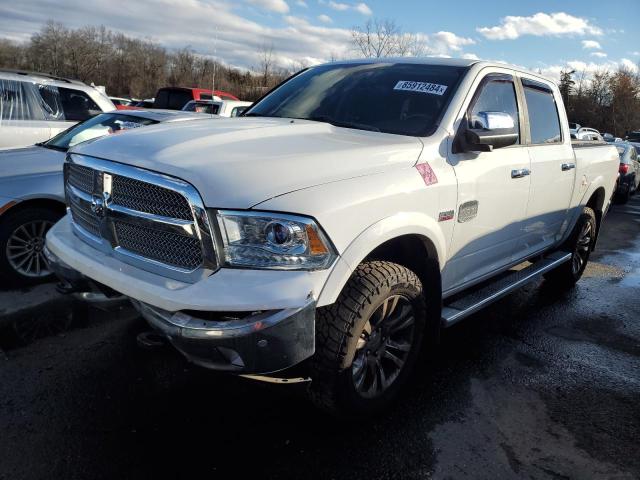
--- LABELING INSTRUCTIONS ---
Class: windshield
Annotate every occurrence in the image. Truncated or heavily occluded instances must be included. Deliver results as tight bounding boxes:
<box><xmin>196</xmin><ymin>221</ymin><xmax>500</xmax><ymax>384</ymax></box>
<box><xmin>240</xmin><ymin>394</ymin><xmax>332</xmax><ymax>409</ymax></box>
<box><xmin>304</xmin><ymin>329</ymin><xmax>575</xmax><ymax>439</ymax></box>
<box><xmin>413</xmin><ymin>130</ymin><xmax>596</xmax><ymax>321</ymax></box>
<box><xmin>44</xmin><ymin>113</ymin><xmax>157</xmax><ymax>150</ymax></box>
<box><xmin>627</xmin><ymin>132</ymin><xmax>640</xmax><ymax>141</ymax></box>
<box><xmin>245</xmin><ymin>62</ymin><xmax>466</xmax><ymax>137</ymax></box>
<box><xmin>183</xmin><ymin>101</ymin><xmax>220</xmax><ymax>114</ymax></box>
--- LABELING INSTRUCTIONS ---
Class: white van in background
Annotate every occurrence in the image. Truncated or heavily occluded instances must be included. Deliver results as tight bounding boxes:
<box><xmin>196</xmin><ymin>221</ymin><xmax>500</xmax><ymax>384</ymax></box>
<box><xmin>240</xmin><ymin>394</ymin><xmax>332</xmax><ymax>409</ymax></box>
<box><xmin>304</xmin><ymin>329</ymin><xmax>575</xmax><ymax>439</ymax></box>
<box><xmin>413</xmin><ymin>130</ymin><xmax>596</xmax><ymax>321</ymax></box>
<box><xmin>0</xmin><ymin>69</ymin><xmax>115</xmax><ymax>150</ymax></box>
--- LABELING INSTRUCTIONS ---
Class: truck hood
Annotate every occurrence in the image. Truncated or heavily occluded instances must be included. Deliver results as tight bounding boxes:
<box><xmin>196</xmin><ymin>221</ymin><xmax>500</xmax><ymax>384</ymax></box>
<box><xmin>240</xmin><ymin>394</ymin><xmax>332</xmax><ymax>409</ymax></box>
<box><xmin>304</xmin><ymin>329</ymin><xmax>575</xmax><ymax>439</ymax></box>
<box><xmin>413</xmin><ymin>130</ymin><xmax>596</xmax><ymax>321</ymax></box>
<box><xmin>70</xmin><ymin>117</ymin><xmax>423</xmax><ymax>208</ymax></box>
<box><xmin>0</xmin><ymin>145</ymin><xmax>65</xmax><ymax>179</ymax></box>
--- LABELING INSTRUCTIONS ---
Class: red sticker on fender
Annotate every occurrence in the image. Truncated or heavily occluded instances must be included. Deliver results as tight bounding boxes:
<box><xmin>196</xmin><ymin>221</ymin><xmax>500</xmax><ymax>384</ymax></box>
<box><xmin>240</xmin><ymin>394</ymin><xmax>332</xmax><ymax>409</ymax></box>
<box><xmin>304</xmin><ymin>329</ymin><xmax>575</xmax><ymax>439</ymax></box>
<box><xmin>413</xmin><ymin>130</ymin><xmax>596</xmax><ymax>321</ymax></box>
<box><xmin>416</xmin><ymin>163</ymin><xmax>438</xmax><ymax>186</ymax></box>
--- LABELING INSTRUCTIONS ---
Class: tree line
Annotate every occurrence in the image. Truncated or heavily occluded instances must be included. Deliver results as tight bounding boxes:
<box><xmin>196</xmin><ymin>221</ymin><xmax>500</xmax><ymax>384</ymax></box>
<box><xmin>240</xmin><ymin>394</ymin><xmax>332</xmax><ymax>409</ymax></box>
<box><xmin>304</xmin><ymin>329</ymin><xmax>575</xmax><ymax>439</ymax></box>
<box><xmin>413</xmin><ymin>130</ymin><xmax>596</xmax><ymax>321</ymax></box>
<box><xmin>559</xmin><ymin>68</ymin><xmax>640</xmax><ymax>138</ymax></box>
<box><xmin>0</xmin><ymin>21</ymin><xmax>291</xmax><ymax>100</ymax></box>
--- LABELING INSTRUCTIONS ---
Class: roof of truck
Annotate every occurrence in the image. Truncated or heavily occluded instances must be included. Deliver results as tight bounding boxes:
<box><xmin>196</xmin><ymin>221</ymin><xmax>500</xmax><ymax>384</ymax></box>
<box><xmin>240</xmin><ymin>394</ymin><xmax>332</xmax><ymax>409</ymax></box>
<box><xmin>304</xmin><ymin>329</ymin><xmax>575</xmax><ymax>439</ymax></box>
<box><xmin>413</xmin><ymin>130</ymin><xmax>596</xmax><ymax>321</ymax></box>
<box><xmin>325</xmin><ymin>57</ymin><xmax>556</xmax><ymax>85</ymax></box>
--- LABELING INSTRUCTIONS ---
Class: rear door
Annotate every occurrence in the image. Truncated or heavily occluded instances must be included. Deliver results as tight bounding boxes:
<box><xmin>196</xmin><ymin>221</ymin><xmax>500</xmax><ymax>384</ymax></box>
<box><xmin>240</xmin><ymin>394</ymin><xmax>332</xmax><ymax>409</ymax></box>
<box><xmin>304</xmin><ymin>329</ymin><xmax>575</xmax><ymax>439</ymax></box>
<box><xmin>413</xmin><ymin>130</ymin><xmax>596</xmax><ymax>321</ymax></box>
<box><xmin>444</xmin><ymin>71</ymin><xmax>531</xmax><ymax>292</ymax></box>
<box><xmin>517</xmin><ymin>76</ymin><xmax>575</xmax><ymax>260</ymax></box>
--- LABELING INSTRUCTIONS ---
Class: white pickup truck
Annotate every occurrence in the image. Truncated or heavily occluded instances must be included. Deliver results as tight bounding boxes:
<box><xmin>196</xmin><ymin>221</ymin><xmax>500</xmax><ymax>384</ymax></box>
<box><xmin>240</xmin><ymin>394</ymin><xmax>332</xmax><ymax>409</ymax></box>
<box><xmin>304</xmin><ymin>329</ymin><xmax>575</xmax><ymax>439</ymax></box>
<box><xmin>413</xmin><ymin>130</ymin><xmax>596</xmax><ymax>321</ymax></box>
<box><xmin>45</xmin><ymin>58</ymin><xmax>618</xmax><ymax>416</ymax></box>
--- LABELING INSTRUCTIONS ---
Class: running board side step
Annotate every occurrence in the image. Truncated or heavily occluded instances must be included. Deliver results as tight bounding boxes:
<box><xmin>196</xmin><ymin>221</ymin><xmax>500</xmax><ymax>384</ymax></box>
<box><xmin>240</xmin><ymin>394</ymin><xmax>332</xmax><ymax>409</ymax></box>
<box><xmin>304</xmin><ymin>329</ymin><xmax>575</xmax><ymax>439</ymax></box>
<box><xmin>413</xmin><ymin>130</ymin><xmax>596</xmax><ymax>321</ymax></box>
<box><xmin>441</xmin><ymin>251</ymin><xmax>572</xmax><ymax>328</ymax></box>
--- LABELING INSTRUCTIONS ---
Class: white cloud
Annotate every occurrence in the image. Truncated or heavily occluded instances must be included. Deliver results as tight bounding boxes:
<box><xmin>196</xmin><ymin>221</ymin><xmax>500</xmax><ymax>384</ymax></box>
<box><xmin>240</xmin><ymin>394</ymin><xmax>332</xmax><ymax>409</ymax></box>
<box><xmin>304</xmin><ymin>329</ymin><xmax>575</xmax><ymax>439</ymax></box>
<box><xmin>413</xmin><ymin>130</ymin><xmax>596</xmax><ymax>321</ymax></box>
<box><xmin>429</xmin><ymin>31</ymin><xmax>475</xmax><ymax>52</ymax></box>
<box><xmin>537</xmin><ymin>59</ymin><xmax>639</xmax><ymax>82</ymax></box>
<box><xmin>631</xmin><ymin>51</ymin><xmax>640</xmax><ymax>56</ymax></box>
<box><xmin>295</xmin><ymin>0</ymin><xmax>307</xmax><ymax>6</ymax></box>
<box><xmin>317</xmin><ymin>14</ymin><xmax>332</xmax><ymax>23</ymax></box>
<box><xmin>247</xmin><ymin>0</ymin><xmax>289</xmax><ymax>13</ymax></box>
<box><xmin>581</xmin><ymin>40</ymin><xmax>601</xmax><ymax>49</ymax></box>
<box><xmin>327</xmin><ymin>1</ymin><xmax>349</xmax><ymax>11</ymax></box>
<box><xmin>621</xmin><ymin>58</ymin><xmax>639</xmax><ymax>73</ymax></box>
<box><xmin>462</xmin><ymin>53</ymin><xmax>480</xmax><ymax>60</ymax></box>
<box><xmin>320</xmin><ymin>0</ymin><xmax>371</xmax><ymax>15</ymax></box>
<box><xmin>478</xmin><ymin>12</ymin><xmax>602</xmax><ymax>40</ymax></box>
<box><xmin>591</xmin><ymin>52</ymin><xmax>607</xmax><ymax>58</ymax></box>
<box><xmin>354</xmin><ymin>2</ymin><xmax>372</xmax><ymax>15</ymax></box>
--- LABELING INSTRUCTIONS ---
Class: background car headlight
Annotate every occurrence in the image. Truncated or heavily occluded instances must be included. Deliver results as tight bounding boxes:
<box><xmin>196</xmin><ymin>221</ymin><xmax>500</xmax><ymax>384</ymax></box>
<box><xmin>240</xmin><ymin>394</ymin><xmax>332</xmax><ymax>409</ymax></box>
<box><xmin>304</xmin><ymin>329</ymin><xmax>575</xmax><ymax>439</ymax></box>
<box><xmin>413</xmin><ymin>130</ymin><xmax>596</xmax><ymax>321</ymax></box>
<box><xmin>215</xmin><ymin>210</ymin><xmax>336</xmax><ymax>270</ymax></box>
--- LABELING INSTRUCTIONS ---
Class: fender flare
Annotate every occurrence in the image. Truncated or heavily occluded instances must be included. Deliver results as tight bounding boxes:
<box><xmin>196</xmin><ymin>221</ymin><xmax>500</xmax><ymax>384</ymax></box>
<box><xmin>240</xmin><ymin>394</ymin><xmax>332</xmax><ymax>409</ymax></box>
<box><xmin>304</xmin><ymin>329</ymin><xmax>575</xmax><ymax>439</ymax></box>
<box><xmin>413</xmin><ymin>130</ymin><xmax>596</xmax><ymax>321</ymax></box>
<box><xmin>317</xmin><ymin>212</ymin><xmax>446</xmax><ymax>306</ymax></box>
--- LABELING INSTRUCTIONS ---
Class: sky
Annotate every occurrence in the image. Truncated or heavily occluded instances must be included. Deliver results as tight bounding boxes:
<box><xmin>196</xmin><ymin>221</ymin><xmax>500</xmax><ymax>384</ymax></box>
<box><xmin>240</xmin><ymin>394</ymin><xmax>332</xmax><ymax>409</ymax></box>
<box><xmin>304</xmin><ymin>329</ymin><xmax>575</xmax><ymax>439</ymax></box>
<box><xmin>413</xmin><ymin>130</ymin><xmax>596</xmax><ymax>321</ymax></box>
<box><xmin>0</xmin><ymin>0</ymin><xmax>638</xmax><ymax>79</ymax></box>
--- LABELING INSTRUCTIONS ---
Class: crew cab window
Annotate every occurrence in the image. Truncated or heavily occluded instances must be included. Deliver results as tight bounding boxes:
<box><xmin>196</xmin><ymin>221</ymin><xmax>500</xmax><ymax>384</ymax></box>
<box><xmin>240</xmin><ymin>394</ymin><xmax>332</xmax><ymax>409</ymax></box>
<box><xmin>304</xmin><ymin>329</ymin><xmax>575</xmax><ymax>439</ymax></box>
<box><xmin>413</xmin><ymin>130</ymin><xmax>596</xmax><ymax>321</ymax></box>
<box><xmin>0</xmin><ymin>79</ymin><xmax>39</xmax><ymax>120</ymax></box>
<box><xmin>468</xmin><ymin>75</ymin><xmax>520</xmax><ymax>144</ymax></box>
<box><xmin>36</xmin><ymin>85</ymin><xmax>101</xmax><ymax>121</ymax></box>
<box><xmin>246</xmin><ymin>63</ymin><xmax>466</xmax><ymax>137</ymax></box>
<box><xmin>522</xmin><ymin>80</ymin><xmax>562</xmax><ymax>144</ymax></box>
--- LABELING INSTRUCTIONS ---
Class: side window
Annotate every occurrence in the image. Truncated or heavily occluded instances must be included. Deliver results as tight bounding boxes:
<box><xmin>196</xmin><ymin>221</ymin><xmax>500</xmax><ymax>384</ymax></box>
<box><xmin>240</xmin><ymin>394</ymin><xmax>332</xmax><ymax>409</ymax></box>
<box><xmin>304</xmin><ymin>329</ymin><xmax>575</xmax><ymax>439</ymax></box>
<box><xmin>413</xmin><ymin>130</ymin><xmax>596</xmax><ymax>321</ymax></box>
<box><xmin>58</xmin><ymin>87</ymin><xmax>101</xmax><ymax>121</ymax></box>
<box><xmin>0</xmin><ymin>79</ymin><xmax>38</xmax><ymax>121</ymax></box>
<box><xmin>523</xmin><ymin>80</ymin><xmax>562</xmax><ymax>144</ymax></box>
<box><xmin>468</xmin><ymin>75</ymin><xmax>520</xmax><ymax>144</ymax></box>
<box><xmin>36</xmin><ymin>85</ymin><xmax>101</xmax><ymax>121</ymax></box>
<box><xmin>37</xmin><ymin>84</ymin><xmax>64</xmax><ymax>120</ymax></box>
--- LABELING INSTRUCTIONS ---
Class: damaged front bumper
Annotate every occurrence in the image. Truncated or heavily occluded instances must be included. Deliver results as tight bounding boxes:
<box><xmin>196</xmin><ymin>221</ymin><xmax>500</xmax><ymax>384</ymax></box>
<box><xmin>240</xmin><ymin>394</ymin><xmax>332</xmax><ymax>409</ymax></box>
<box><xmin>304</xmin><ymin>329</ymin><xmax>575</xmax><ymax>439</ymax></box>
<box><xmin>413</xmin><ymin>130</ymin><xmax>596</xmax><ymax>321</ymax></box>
<box><xmin>130</xmin><ymin>298</ymin><xmax>316</xmax><ymax>374</ymax></box>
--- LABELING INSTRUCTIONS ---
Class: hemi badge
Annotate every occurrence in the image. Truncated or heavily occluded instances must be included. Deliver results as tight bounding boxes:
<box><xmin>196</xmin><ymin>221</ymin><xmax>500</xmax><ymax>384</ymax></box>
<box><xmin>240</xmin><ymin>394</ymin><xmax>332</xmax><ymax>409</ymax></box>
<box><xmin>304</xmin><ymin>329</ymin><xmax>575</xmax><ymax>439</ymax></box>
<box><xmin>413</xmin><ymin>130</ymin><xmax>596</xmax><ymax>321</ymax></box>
<box><xmin>416</xmin><ymin>163</ymin><xmax>438</xmax><ymax>186</ymax></box>
<box><xmin>438</xmin><ymin>210</ymin><xmax>455</xmax><ymax>222</ymax></box>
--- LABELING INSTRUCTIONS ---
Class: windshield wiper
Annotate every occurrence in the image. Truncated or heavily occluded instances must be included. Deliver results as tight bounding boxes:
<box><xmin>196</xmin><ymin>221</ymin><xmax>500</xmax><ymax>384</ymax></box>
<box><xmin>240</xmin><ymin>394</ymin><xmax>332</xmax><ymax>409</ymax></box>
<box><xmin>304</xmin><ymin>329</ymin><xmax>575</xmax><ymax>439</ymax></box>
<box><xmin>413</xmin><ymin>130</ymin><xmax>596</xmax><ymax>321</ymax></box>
<box><xmin>39</xmin><ymin>143</ymin><xmax>66</xmax><ymax>151</ymax></box>
<box><xmin>304</xmin><ymin>115</ymin><xmax>381</xmax><ymax>133</ymax></box>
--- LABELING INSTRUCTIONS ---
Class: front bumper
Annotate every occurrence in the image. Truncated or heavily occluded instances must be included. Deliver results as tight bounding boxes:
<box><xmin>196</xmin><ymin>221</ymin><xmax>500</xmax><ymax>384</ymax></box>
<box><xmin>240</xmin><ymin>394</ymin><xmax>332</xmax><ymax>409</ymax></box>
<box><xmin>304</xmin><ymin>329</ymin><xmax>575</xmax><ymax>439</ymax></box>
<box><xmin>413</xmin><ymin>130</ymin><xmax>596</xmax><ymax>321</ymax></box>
<box><xmin>131</xmin><ymin>298</ymin><xmax>316</xmax><ymax>374</ymax></box>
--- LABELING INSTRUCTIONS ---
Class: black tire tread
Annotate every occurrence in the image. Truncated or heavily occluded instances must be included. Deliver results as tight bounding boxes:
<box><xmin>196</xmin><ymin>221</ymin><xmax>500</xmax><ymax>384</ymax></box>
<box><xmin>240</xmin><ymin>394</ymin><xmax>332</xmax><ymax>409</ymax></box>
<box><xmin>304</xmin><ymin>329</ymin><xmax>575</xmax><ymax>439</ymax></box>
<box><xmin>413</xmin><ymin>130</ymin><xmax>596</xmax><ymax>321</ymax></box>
<box><xmin>308</xmin><ymin>260</ymin><xmax>422</xmax><ymax>414</ymax></box>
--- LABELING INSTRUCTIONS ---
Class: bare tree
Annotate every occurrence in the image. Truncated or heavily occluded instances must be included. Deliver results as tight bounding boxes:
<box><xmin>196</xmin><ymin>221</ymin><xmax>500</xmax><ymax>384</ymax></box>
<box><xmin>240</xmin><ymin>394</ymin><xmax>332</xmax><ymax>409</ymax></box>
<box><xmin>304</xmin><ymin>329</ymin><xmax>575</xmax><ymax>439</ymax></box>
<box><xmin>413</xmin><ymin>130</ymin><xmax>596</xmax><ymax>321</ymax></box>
<box><xmin>258</xmin><ymin>43</ymin><xmax>275</xmax><ymax>86</ymax></box>
<box><xmin>351</xmin><ymin>19</ymin><xmax>423</xmax><ymax>58</ymax></box>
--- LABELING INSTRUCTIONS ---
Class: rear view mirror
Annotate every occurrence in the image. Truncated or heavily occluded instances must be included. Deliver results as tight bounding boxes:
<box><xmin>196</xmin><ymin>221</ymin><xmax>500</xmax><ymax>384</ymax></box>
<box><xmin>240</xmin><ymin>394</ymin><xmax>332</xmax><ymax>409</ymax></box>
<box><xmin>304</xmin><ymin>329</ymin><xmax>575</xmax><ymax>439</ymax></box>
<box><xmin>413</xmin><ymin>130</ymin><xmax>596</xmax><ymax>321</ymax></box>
<box><xmin>460</xmin><ymin>111</ymin><xmax>519</xmax><ymax>152</ymax></box>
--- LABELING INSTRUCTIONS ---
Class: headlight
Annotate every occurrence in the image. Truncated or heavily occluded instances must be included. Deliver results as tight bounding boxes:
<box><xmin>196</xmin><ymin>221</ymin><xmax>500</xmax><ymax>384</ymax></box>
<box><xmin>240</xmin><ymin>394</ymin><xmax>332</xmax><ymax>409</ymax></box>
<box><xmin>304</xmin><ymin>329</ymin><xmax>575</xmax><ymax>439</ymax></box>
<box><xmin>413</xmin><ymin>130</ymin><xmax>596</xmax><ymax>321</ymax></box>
<box><xmin>216</xmin><ymin>210</ymin><xmax>336</xmax><ymax>270</ymax></box>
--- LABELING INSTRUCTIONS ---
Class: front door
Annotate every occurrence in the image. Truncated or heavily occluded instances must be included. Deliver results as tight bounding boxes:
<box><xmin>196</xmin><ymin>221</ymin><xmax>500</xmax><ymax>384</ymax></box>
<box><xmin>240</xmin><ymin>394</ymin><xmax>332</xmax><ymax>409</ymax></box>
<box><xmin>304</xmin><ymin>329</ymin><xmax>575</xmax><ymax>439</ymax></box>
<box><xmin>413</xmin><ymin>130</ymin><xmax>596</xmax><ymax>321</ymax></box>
<box><xmin>443</xmin><ymin>73</ymin><xmax>531</xmax><ymax>293</ymax></box>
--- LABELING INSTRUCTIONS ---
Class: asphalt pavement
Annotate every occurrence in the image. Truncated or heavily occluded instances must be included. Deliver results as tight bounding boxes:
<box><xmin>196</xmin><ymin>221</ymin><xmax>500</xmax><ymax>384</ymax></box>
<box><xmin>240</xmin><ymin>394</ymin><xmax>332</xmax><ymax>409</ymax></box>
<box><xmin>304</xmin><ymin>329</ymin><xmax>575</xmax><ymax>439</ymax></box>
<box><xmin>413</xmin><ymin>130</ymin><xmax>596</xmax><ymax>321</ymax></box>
<box><xmin>1</xmin><ymin>196</ymin><xmax>639</xmax><ymax>480</ymax></box>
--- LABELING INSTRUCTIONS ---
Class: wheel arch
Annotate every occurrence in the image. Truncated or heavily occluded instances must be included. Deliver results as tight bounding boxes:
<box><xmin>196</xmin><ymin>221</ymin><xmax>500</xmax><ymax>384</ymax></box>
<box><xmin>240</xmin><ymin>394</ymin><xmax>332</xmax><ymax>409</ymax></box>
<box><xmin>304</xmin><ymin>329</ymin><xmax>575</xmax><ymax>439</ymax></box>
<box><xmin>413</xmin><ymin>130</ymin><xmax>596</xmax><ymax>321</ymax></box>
<box><xmin>585</xmin><ymin>186</ymin><xmax>606</xmax><ymax>250</ymax></box>
<box><xmin>317</xmin><ymin>213</ymin><xmax>445</xmax><ymax>337</ymax></box>
<box><xmin>0</xmin><ymin>198</ymin><xmax>67</xmax><ymax>221</ymax></box>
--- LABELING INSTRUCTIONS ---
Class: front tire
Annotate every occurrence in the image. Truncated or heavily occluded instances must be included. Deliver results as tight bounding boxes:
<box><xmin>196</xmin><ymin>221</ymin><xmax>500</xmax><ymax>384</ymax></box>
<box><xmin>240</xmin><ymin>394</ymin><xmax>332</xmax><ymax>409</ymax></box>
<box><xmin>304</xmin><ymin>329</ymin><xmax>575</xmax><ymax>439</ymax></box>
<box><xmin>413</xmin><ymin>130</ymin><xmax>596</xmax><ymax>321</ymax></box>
<box><xmin>544</xmin><ymin>206</ymin><xmax>596</xmax><ymax>288</ymax></box>
<box><xmin>308</xmin><ymin>261</ymin><xmax>426</xmax><ymax>417</ymax></box>
<box><xmin>0</xmin><ymin>206</ymin><xmax>63</xmax><ymax>287</ymax></box>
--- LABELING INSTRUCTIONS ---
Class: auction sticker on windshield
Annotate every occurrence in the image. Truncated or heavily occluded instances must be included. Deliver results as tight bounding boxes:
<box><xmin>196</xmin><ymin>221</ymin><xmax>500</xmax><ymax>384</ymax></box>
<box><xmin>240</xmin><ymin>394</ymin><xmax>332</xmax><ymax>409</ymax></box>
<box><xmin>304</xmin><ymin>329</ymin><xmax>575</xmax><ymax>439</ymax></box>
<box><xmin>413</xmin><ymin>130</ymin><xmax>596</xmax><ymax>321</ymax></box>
<box><xmin>394</xmin><ymin>81</ymin><xmax>447</xmax><ymax>96</ymax></box>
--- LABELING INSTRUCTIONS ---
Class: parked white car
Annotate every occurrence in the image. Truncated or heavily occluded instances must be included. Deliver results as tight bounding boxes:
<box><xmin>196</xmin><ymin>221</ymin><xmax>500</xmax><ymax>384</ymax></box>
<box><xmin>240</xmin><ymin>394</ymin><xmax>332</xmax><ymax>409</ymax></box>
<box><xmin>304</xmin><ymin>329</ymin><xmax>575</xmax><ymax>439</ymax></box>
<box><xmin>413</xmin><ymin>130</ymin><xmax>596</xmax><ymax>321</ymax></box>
<box><xmin>0</xmin><ymin>69</ymin><xmax>115</xmax><ymax>150</ymax></box>
<box><xmin>576</xmin><ymin>127</ymin><xmax>603</xmax><ymax>142</ymax></box>
<box><xmin>46</xmin><ymin>58</ymin><xmax>619</xmax><ymax>416</ymax></box>
<box><xmin>0</xmin><ymin>109</ymin><xmax>204</xmax><ymax>285</ymax></box>
<box><xmin>182</xmin><ymin>99</ymin><xmax>252</xmax><ymax>117</ymax></box>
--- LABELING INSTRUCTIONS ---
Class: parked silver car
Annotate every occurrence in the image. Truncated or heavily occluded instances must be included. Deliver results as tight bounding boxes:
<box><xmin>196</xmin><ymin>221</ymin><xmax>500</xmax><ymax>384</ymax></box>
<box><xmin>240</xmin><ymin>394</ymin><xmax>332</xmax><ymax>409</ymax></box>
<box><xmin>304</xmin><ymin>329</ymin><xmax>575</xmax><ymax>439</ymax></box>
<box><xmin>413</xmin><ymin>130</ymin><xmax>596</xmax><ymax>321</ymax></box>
<box><xmin>0</xmin><ymin>109</ymin><xmax>205</xmax><ymax>285</ymax></box>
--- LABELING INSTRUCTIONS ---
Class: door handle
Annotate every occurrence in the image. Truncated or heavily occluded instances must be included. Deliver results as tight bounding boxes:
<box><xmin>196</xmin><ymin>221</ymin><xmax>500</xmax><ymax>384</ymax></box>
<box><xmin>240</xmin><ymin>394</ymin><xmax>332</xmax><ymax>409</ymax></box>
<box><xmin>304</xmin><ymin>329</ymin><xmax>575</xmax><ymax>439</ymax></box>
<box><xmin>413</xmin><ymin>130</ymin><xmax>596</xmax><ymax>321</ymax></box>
<box><xmin>561</xmin><ymin>163</ymin><xmax>576</xmax><ymax>171</ymax></box>
<box><xmin>511</xmin><ymin>168</ymin><xmax>531</xmax><ymax>178</ymax></box>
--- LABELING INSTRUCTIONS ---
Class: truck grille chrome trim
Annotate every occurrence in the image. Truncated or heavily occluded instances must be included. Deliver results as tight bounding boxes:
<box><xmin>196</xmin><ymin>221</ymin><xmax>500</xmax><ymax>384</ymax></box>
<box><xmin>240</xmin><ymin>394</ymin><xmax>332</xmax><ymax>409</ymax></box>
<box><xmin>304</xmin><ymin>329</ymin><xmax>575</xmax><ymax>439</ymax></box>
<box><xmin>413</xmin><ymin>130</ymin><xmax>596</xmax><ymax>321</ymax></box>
<box><xmin>64</xmin><ymin>154</ymin><xmax>218</xmax><ymax>282</ymax></box>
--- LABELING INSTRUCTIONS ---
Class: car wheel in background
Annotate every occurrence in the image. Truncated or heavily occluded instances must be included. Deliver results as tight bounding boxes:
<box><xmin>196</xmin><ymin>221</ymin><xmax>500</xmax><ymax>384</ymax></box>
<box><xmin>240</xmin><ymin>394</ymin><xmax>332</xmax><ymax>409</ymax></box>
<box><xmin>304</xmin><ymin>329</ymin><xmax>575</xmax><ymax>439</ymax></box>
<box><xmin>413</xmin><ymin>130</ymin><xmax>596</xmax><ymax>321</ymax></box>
<box><xmin>544</xmin><ymin>206</ymin><xmax>596</xmax><ymax>289</ymax></box>
<box><xmin>0</xmin><ymin>206</ymin><xmax>63</xmax><ymax>287</ymax></box>
<box><xmin>308</xmin><ymin>261</ymin><xmax>426</xmax><ymax>417</ymax></box>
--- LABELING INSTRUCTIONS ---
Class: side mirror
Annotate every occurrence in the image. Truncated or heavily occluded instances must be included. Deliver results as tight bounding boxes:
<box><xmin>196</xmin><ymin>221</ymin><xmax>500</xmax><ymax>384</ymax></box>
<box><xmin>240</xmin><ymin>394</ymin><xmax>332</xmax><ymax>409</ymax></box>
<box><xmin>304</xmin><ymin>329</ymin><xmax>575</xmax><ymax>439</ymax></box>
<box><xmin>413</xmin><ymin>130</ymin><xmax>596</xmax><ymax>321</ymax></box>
<box><xmin>460</xmin><ymin>111</ymin><xmax>519</xmax><ymax>152</ymax></box>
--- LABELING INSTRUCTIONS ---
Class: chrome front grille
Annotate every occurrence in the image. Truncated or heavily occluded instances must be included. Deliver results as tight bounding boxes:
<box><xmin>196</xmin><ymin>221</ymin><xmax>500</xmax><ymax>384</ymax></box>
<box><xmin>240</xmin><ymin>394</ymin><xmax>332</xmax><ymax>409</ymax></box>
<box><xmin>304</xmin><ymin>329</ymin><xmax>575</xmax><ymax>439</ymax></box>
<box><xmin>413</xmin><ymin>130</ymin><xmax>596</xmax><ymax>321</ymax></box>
<box><xmin>114</xmin><ymin>221</ymin><xmax>203</xmax><ymax>270</ymax></box>
<box><xmin>111</xmin><ymin>175</ymin><xmax>194</xmax><ymax>220</ymax></box>
<box><xmin>67</xmin><ymin>164</ymin><xmax>95</xmax><ymax>194</ymax></box>
<box><xmin>68</xmin><ymin>193</ymin><xmax>101</xmax><ymax>237</ymax></box>
<box><xmin>64</xmin><ymin>155</ymin><xmax>217</xmax><ymax>282</ymax></box>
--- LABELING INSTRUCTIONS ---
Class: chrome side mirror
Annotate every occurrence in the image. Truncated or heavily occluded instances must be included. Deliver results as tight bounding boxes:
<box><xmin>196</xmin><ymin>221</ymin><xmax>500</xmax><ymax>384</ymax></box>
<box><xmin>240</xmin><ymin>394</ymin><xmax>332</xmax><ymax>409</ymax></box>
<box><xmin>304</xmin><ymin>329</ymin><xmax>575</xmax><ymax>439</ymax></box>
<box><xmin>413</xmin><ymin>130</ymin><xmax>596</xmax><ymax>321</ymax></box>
<box><xmin>470</xmin><ymin>111</ymin><xmax>515</xmax><ymax>130</ymax></box>
<box><xmin>461</xmin><ymin>111</ymin><xmax>518</xmax><ymax>152</ymax></box>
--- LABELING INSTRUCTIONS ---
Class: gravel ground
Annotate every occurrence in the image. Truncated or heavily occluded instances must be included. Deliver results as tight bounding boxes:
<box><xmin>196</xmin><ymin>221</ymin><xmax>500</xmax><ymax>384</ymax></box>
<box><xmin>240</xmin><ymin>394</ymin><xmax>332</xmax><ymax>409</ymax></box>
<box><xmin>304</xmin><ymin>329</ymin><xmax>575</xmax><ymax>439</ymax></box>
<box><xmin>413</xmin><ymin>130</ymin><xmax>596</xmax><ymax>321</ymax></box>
<box><xmin>1</xmin><ymin>197</ymin><xmax>639</xmax><ymax>480</ymax></box>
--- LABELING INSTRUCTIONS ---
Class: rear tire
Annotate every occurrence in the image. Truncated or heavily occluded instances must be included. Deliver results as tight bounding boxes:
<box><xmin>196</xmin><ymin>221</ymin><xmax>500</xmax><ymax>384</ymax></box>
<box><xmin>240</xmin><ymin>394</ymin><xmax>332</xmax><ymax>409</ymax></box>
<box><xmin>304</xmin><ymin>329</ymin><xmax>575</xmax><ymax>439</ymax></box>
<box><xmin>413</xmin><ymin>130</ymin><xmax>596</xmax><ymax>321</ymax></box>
<box><xmin>308</xmin><ymin>261</ymin><xmax>426</xmax><ymax>417</ymax></box>
<box><xmin>544</xmin><ymin>207</ymin><xmax>596</xmax><ymax>289</ymax></box>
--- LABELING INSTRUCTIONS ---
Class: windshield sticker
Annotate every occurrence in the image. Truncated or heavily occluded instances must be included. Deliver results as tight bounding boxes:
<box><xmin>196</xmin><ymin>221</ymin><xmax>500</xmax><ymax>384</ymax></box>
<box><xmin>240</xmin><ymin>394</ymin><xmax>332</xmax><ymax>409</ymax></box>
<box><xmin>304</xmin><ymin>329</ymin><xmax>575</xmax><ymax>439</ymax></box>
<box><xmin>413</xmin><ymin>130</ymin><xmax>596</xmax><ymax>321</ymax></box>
<box><xmin>394</xmin><ymin>81</ymin><xmax>447</xmax><ymax>96</ymax></box>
